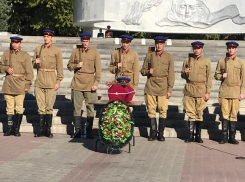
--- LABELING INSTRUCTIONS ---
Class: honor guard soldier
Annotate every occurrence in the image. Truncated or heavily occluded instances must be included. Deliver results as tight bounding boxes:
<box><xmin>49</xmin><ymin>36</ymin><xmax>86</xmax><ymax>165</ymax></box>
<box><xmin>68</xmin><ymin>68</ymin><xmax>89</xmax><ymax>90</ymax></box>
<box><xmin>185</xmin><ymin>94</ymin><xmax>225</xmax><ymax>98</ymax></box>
<box><xmin>0</xmin><ymin>36</ymin><xmax>33</xmax><ymax>136</ymax></box>
<box><xmin>141</xmin><ymin>36</ymin><xmax>175</xmax><ymax>141</ymax></box>
<box><xmin>67</xmin><ymin>32</ymin><xmax>101</xmax><ymax>139</ymax></box>
<box><xmin>109</xmin><ymin>34</ymin><xmax>139</xmax><ymax>91</ymax></box>
<box><xmin>215</xmin><ymin>42</ymin><xmax>245</xmax><ymax>144</ymax></box>
<box><xmin>181</xmin><ymin>41</ymin><xmax>212</xmax><ymax>143</ymax></box>
<box><xmin>33</xmin><ymin>29</ymin><xmax>64</xmax><ymax>138</ymax></box>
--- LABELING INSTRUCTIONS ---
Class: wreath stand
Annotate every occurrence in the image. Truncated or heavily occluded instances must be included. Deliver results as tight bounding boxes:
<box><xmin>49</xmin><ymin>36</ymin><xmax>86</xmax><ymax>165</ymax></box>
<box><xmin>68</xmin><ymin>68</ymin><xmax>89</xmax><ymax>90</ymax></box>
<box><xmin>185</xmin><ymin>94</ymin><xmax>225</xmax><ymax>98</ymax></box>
<box><xmin>89</xmin><ymin>100</ymin><xmax>143</xmax><ymax>154</ymax></box>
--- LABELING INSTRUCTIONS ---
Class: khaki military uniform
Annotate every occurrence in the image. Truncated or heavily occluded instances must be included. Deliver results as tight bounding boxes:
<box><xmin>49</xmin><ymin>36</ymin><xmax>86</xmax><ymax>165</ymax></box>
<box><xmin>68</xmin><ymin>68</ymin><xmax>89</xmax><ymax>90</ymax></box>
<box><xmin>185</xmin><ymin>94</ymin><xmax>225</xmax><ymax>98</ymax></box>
<box><xmin>67</xmin><ymin>47</ymin><xmax>101</xmax><ymax>117</ymax></box>
<box><xmin>214</xmin><ymin>56</ymin><xmax>245</xmax><ymax>121</ymax></box>
<box><xmin>181</xmin><ymin>56</ymin><xmax>212</xmax><ymax>121</ymax></box>
<box><xmin>0</xmin><ymin>50</ymin><xmax>33</xmax><ymax>114</ymax></box>
<box><xmin>109</xmin><ymin>48</ymin><xmax>139</xmax><ymax>90</ymax></box>
<box><xmin>141</xmin><ymin>51</ymin><xmax>175</xmax><ymax>118</ymax></box>
<box><xmin>32</xmin><ymin>45</ymin><xmax>64</xmax><ymax>114</ymax></box>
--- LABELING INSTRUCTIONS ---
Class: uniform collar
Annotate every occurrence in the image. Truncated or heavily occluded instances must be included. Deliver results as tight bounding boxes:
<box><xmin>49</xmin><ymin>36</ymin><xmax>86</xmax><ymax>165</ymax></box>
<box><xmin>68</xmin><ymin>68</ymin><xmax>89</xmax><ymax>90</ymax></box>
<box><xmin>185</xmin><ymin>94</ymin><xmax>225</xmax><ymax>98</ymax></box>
<box><xmin>121</xmin><ymin>48</ymin><xmax>129</xmax><ymax>54</ymax></box>
<box><xmin>227</xmin><ymin>56</ymin><xmax>236</xmax><ymax>60</ymax></box>
<box><xmin>11</xmin><ymin>49</ymin><xmax>20</xmax><ymax>54</ymax></box>
<box><xmin>155</xmin><ymin>51</ymin><xmax>163</xmax><ymax>57</ymax></box>
<box><xmin>44</xmin><ymin>44</ymin><xmax>52</xmax><ymax>48</ymax></box>
<box><xmin>80</xmin><ymin>47</ymin><xmax>89</xmax><ymax>53</ymax></box>
<box><xmin>195</xmin><ymin>55</ymin><xmax>201</xmax><ymax>60</ymax></box>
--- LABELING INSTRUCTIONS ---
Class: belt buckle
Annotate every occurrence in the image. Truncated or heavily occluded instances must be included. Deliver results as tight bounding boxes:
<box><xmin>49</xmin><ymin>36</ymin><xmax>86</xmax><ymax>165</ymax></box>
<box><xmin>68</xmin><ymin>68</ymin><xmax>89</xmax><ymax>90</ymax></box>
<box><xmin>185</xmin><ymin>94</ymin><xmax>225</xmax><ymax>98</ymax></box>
<box><xmin>44</xmin><ymin>68</ymin><xmax>47</xmax><ymax>72</ymax></box>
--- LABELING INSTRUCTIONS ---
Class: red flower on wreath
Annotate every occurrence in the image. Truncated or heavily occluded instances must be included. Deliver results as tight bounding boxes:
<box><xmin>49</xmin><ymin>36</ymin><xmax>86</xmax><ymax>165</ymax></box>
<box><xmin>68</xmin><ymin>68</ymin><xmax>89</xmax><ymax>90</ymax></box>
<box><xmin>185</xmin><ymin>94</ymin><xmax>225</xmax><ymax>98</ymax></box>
<box><xmin>120</xmin><ymin>103</ymin><xmax>123</xmax><ymax>107</ymax></box>
<box><xmin>122</xmin><ymin>131</ymin><xmax>126</xmax><ymax>135</ymax></box>
<box><xmin>125</xmin><ymin>109</ymin><xmax>129</xmax><ymax>113</ymax></box>
<box><xmin>110</xmin><ymin>103</ymin><xmax>113</xmax><ymax>106</ymax></box>
<box><xmin>108</xmin><ymin>118</ymin><xmax>111</xmax><ymax>122</ymax></box>
<box><xmin>103</xmin><ymin>116</ymin><xmax>106</xmax><ymax>119</ymax></box>
<box><xmin>103</xmin><ymin>124</ymin><xmax>106</xmax><ymax>128</ymax></box>
<box><xmin>106</xmin><ymin>130</ymin><xmax>110</xmax><ymax>134</ymax></box>
<box><xmin>111</xmin><ymin>133</ymin><xmax>113</xmax><ymax>138</ymax></box>
<box><xmin>126</xmin><ymin>126</ymin><xmax>130</xmax><ymax>130</ymax></box>
<box><xmin>115</xmin><ymin>100</ymin><xmax>119</xmax><ymax>103</ymax></box>
<box><xmin>105</xmin><ymin>109</ymin><xmax>108</xmax><ymax>112</ymax></box>
<box><xmin>123</xmin><ymin>118</ymin><xmax>126</xmax><ymax>122</ymax></box>
<box><xmin>115</xmin><ymin>129</ymin><xmax>118</xmax><ymax>133</ymax></box>
<box><xmin>128</xmin><ymin>115</ymin><xmax>131</xmax><ymax>119</ymax></box>
<box><xmin>119</xmin><ymin>124</ymin><xmax>123</xmax><ymax>128</ymax></box>
<box><xmin>118</xmin><ymin>134</ymin><xmax>121</xmax><ymax>138</ymax></box>
<box><xmin>114</xmin><ymin>120</ymin><xmax>117</xmax><ymax>124</ymax></box>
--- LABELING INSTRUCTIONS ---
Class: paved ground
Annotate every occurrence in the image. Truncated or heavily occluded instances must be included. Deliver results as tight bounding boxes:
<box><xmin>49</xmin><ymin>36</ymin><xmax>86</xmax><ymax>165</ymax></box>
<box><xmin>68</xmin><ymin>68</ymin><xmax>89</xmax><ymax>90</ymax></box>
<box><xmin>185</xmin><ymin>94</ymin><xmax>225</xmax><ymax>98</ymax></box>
<box><xmin>0</xmin><ymin>133</ymin><xmax>245</xmax><ymax>182</ymax></box>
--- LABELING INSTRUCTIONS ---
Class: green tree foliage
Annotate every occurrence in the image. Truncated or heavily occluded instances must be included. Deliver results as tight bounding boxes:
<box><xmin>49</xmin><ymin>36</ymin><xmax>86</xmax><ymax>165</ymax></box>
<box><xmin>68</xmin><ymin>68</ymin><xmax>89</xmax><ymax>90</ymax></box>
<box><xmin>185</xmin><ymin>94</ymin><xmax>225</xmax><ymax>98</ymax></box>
<box><xmin>0</xmin><ymin>0</ymin><xmax>11</xmax><ymax>32</ymax></box>
<box><xmin>8</xmin><ymin>0</ymin><xmax>81</xmax><ymax>36</ymax></box>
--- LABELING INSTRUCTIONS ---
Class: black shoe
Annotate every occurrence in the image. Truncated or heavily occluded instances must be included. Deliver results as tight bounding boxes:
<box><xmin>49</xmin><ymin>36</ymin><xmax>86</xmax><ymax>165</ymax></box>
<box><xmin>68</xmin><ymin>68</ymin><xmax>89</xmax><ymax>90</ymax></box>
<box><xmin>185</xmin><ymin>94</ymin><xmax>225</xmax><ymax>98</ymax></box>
<box><xmin>219</xmin><ymin>119</ymin><xmax>228</xmax><ymax>144</ymax></box>
<box><xmin>14</xmin><ymin>114</ymin><xmax>23</xmax><ymax>137</ymax></box>
<box><xmin>148</xmin><ymin>118</ymin><xmax>157</xmax><ymax>141</ymax></box>
<box><xmin>34</xmin><ymin>115</ymin><xmax>46</xmax><ymax>137</ymax></box>
<box><xmin>86</xmin><ymin>117</ymin><xmax>94</xmax><ymax>139</ymax></box>
<box><xmin>157</xmin><ymin>118</ymin><xmax>166</xmax><ymax>141</ymax></box>
<box><xmin>72</xmin><ymin>116</ymin><xmax>82</xmax><ymax>138</ymax></box>
<box><xmin>45</xmin><ymin>114</ymin><xmax>53</xmax><ymax>138</ymax></box>
<box><xmin>4</xmin><ymin>115</ymin><xmax>15</xmax><ymax>136</ymax></box>
<box><xmin>228</xmin><ymin>121</ymin><xmax>239</xmax><ymax>144</ymax></box>
<box><xmin>195</xmin><ymin>121</ymin><xmax>203</xmax><ymax>143</ymax></box>
<box><xmin>185</xmin><ymin>121</ymin><xmax>195</xmax><ymax>143</ymax></box>
<box><xmin>73</xmin><ymin>129</ymin><xmax>81</xmax><ymax>138</ymax></box>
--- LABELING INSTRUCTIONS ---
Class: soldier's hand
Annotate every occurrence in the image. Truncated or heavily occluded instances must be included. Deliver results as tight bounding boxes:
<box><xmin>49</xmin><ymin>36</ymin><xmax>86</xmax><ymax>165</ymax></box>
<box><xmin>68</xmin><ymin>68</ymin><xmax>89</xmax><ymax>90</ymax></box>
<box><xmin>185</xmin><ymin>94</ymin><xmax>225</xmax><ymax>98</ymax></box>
<box><xmin>7</xmin><ymin>67</ymin><xmax>14</xmax><ymax>75</ymax></box>
<box><xmin>204</xmin><ymin>93</ymin><xmax>210</xmax><ymax>101</ymax></box>
<box><xmin>149</xmin><ymin>68</ymin><xmax>154</xmax><ymax>74</ymax></box>
<box><xmin>185</xmin><ymin>68</ymin><xmax>191</xmax><ymax>73</ymax></box>
<box><xmin>55</xmin><ymin>84</ymin><xmax>60</xmax><ymax>90</ymax></box>
<box><xmin>25</xmin><ymin>88</ymin><xmax>30</xmax><ymax>92</ymax></box>
<box><xmin>36</xmin><ymin>58</ymin><xmax>41</xmax><ymax>64</ymax></box>
<box><xmin>92</xmin><ymin>86</ymin><xmax>98</xmax><ymax>91</ymax></box>
<box><xmin>117</xmin><ymin>63</ymin><xmax>122</xmax><ymax>68</ymax></box>
<box><xmin>239</xmin><ymin>94</ymin><xmax>244</xmax><ymax>101</ymax></box>
<box><xmin>166</xmin><ymin>92</ymin><xmax>172</xmax><ymax>99</ymax></box>
<box><xmin>77</xmin><ymin>62</ymin><xmax>83</xmax><ymax>68</ymax></box>
<box><xmin>223</xmin><ymin>73</ymin><xmax>228</xmax><ymax>78</ymax></box>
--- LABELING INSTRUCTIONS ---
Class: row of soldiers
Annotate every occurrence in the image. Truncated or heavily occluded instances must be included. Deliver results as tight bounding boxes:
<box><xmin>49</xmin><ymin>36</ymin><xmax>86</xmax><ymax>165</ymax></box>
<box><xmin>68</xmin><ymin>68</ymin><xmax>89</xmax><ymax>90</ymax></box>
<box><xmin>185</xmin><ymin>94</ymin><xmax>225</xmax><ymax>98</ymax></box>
<box><xmin>0</xmin><ymin>30</ymin><xmax>244</xmax><ymax>145</ymax></box>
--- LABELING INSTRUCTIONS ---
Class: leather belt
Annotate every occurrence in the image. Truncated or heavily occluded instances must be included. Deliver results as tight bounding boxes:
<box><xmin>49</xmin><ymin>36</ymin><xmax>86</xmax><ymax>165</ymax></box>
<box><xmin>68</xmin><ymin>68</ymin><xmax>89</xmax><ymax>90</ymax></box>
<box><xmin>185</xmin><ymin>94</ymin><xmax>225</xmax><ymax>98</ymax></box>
<box><xmin>188</xmin><ymin>82</ymin><xmax>205</xmax><ymax>85</ymax></box>
<box><xmin>77</xmin><ymin>72</ymin><xmax>94</xmax><ymax>75</ymax></box>
<box><xmin>12</xmin><ymin>74</ymin><xmax>24</xmax><ymax>77</ymax></box>
<box><xmin>222</xmin><ymin>83</ymin><xmax>239</xmax><ymax>87</ymax></box>
<box><xmin>39</xmin><ymin>68</ymin><xmax>55</xmax><ymax>72</ymax></box>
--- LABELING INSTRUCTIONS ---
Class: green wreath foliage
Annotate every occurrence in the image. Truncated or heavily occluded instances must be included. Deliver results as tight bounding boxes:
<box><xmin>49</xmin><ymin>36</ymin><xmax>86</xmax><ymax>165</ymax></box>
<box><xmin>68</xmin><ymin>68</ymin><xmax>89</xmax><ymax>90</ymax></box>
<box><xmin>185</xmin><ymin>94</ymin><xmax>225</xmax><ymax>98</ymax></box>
<box><xmin>99</xmin><ymin>99</ymin><xmax>134</xmax><ymax>149</ymax></box>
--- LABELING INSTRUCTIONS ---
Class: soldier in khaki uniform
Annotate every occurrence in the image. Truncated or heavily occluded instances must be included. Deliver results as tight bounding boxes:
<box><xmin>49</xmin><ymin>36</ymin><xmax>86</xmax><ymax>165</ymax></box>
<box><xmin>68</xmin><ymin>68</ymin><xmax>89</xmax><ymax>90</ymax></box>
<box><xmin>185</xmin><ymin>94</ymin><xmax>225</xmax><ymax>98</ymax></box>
<box><xmin>67</xmin><ymin>32</ymin><xmax>101</xmax><ymax>139</ymax></box>
<box><xmin>215</xmin><ymin>42</ymin><xmax>245</xmax><ymax>145</ymax></box>
<box><xmin>109</xmin><ymin>34</ymin><xmax>139</xmax><ymax>91</ymax></box>
<box><xmin>181</xmin><ymin>41</ymin><xmax>212</xmax><ymax>143</ymax></box>
<box><xmin>141</xmin><ymin>36</ymin><xmax>175</xmax><ymax>141</ymax></box>
<box><xmin>0</xmin><ymin>36</ymin><xmax>33</xmax><ymax>136</ymax></box>
<box><xmin>33</xmin><ymin>29</ymin><xmax>64</xmax><ymax>138</ymax></box>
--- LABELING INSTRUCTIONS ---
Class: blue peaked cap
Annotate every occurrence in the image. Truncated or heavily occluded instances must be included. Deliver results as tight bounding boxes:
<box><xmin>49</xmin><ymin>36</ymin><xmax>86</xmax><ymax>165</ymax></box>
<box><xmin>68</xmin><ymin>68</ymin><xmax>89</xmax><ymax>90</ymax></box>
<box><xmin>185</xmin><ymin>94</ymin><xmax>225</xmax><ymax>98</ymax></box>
<box><xmin>117</xmin><ymin>77</ymin><xmax>131</xmax><ymax>83</ymax></box>
<box><xmin>191</xmin><ymin>41</ymin><xmax>204</xmax><ymax>48</ymax></box>
<box><xmin>120</xmin><ymin>34</ymin><xmax>133</xmax><ymax>41</ymax></box>
<box><xmin>79</xmin><ymin>32</ymin><xmax>91</xmax><ymax>38</ymax></box>
<box><xmin>43</xmin><ymin>29</ymin><xmax>55</xmax><ymax>36</ymax></box>
<box><xmin>154</xmin><ymin>36</ymin><xmax>167</xmax><ymax>42</ymax></box>
<box><xmin>226</xmin><ymin>41</ymin><xmax>239</xmax><ymax>47</ymax></box>
<box><xmin>10</xmin><ymin>36</ymin><xmax>23</xmax><ymax>41</ymax></box>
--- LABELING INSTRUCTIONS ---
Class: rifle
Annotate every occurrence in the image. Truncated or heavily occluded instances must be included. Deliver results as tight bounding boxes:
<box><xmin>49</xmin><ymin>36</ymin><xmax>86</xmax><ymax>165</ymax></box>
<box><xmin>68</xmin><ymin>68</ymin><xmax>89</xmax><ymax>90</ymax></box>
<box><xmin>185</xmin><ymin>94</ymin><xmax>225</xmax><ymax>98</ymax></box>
<box><xmin>148</xmin><ymin>47</ymin><xmax>155</xmax><ymax>78</ymax></box>
<box><xmin>76</xmin><ymin>44</ymin><xmax>84</xmax><ymax>71</ymax></box>
<box><xmin>115</xmin><ymin>47</ymin><xmax>121</xmax><ymax>79</ymax></box>
<box><xmin>186</xmin><ymin>53</ymin><xmax>196</xmax><ymax>68</ymax></box>
<box><xmin>225</xmin><ymin>52</ymin><xmax>230</xmax><ymax>73</ymax></box>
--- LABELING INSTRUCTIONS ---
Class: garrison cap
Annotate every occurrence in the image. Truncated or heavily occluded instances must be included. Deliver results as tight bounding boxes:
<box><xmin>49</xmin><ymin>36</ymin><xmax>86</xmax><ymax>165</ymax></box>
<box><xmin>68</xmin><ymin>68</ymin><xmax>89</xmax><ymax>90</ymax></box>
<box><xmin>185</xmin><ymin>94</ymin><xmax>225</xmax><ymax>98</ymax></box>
<box><xmin>226</xmin><ymin>41</ymin><xmax>239</xmax><ymax>48</ymax></box>
<box><xmin>154</xmin><ymin>36</ymin><xmax>167</xmax><ymax>43</ymax></box>
<box><xmin>121</xmin><ymin>34</ymin><xmax>133</xmax><ymax>42</ymax></box>
<box><xmin>10</xmin><ymin>36</ymin><xmax>23</xmax><ymax>42</ymax></box>
<box><xmin>79</xmin><ymin>32</ymin><xmax>91</xmax><ymax>40</ymax></box>
<box><xmin>117</xmin><ymin>77</ymin><xmax>131</xmax><ymax>83</ymax></box>
<box><xmin>43</xmin><ymin>29</ymin><xmax>55</xmax><ymax>36</ymax></box>
<box><xmin>191</xmin><ymin>41</ymin><xmax>204</xmax><ymax>48</ymax></box>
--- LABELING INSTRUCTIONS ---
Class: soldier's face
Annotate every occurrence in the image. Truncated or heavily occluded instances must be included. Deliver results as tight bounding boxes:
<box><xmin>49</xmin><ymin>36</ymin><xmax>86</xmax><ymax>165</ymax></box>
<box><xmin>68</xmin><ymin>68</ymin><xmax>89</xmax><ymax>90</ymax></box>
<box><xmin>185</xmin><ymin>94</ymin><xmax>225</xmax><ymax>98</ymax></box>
<box><xmin>155</xmin><ymin>42</ymin><xmax>165</xmax><ymax>51</ymax></box>
<box><xmin>121</xmin><ymin>41</ymin><xmax>131</xmax><ymax>50</ymax></box>
<box><xmin>177</xmin><ymin>0</ymin><xmax>197</xmax><ymax>21</ymax></box>
<box><xmin>44</xmin><ymin>35</ymin><xmax>53</xmax><ymax>45</ymax></box>
<box><xmin>193</xmin><ymin>47</ymin><xmax>203</xmax><ymax>56</ymax></box>
<box><xmin>11</xmin><ymin>42</ymin><xmax>21</xmax><ymax>50</ymax></box>
<box><xmin>227</xmin><ymin>47</ymin><xmax>237</xmax><ymax>56</ymax></box>
<box><xmin>82</xmin><ymin>39</ymin><xmax>90</xmax><ymax>48</ymax></box>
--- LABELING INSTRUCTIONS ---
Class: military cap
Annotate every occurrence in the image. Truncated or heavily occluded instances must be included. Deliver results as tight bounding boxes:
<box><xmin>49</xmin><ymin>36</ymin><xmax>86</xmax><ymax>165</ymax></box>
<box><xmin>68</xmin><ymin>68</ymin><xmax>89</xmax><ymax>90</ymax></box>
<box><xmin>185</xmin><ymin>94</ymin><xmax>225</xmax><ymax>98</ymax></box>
<box><xmin>121</xmin><ymin>34</ymin><xmax>133</xmax><ymax>42</ymax></box>
<box><xmin>154</xmin><ymin>36</ymin><xmax>167</xmax><ymax>43</ymax></box>
<box><xmin>191</xmin><ymin>41</ymin><xmax>204</xmax><ymax>48</ymax></box>
<box><xmin>10</xmin><ymin>36</ymin><xmax>23</xmax><ymax>42</ymax></box>
<box><xmin>43</xmin><ymin>29</ymin><xmax>55</xmax><ymax>36</ymax></box>
<box><xmin>117</xmin><ymin>77</ymin><xmax>131</xmax><ymax>83</ymax></box>
<box><xmin>79</xmin><ymin>32</ymin><xmax>91</xmax><ymax>40</ymax></box>
<box><xmin>226</xmin><ymin>41</ymin><xmax>239</xmax><ymax>48</ymax></box>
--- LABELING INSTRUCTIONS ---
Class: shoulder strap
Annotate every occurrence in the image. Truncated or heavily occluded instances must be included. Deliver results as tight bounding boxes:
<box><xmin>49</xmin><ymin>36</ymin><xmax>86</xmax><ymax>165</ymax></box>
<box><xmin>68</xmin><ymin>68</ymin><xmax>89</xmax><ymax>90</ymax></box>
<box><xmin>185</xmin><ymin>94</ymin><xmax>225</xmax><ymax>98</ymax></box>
<box><xmin>37</xmin><ymin>45</ymin><xmax>44</xmax><ymax>58</ymax></box>
<box><xmin>9</xmin><ymin>50</ymin><xmax>12</xmax><ymax>68</ymax></box>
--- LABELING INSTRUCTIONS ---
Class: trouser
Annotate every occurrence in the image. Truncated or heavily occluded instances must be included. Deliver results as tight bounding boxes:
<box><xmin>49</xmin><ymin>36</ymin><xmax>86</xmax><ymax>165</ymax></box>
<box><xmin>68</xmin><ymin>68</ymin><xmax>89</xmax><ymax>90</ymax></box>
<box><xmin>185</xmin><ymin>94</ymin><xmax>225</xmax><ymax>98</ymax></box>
<box><xmin>71</xmin><ymin>90</ymin><xmax>97</xmax><ymax>117</ymax></box>
<box><xmin>218</xmin><ymin>98</ymin><xmax>240</xmax><ymax>121</ymax></box>
<box><xmin>144</xmin><ymin>94</ymin><xmax>169</xmax><ymax>118</ymax></box>
<box><xmin>183</xmin><ymin>96</ymin><xmax>207</xmax><ymax>121</ymax></box>
<box><xmin>4</xmin><ymin>94</ymin><xmax>25</xmax><ymax>115</ymax></box>
<box><xmin>35</xmin><ymin>87</ymin><xmax>56</xmax><ymax>114</ymax></box>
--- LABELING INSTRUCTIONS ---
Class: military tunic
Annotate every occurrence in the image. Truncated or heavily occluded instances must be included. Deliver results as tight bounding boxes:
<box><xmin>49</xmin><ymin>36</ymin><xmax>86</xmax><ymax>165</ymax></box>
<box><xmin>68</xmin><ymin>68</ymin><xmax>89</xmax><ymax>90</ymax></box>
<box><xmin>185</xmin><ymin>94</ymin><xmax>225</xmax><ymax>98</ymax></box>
<box><xmin>109</xmin><ymin>48</ymin><xmax>139</xmax><ymax>90</ymax></box>
<box><xmin>141</xmin><ymin>51</ymin><xmax>175</xmax><ymax>118</ymax></box>
<box><xmin>32</xmin><ymin>45</ymin><xmax>64</xmax><ymax>114</ymax></box>
<box><xmin>0</xmin><ymin>50</ymin><xmax>33</xmax><ymax>114</ymax></box>
<box><xmin>67</xmin><ymin>47</ymin><xmax>101</xmax><ymax>117</ymax></box>
<box><xmin>214</xmin><ymin>56</ymin><xmax>245</xmax><ymax>121</ymax></box>
<box><xmin>181</xmin><ymin>56</ymin><xmax>212</xmax><ymax>121</ymax></box>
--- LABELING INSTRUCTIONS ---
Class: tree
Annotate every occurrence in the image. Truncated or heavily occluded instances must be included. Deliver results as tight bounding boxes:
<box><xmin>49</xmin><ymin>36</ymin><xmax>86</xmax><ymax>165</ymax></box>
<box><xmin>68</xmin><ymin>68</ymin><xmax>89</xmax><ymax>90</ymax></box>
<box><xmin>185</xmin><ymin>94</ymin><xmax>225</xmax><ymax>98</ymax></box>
<box><xmin>0</xmin><ymin>0</ymin><xmax>11</xmax><ymax>32</ymax></box>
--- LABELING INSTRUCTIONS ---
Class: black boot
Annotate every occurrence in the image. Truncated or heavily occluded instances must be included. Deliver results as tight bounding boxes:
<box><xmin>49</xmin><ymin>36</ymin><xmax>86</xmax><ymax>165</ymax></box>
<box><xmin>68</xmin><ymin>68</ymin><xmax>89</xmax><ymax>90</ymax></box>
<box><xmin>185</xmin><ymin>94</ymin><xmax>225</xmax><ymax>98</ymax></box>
<box><xmin>148</xmin><ymin>118</ymin><xmax>157</xmax><ymax>141</ymax></box>
<box><xmin>228</xmin><ymin>121</ymin><xmax>239</xmax><ymax>144</ymax></box>
<box><xmin>14</xmin><ymin>114</ymin><xmax>23</xmax><ymax>137</ymax></box>
<box><xmin>45</xmin><ymin>114</ymin><xmax>53</xmax><ymax>138</ymax></box>
<box><xmin>219</xmin><ymin>119</ymin><xmax>228</xmax><ymax>144</ymax></box>
<box><xmin>4</xmin><ymin>115</ymin><xmax>14</xmax><ymax>136</ymax></box>
<box><xmin>195</xmin><ymin>121</ymin><xmax>203</xmax><ymax>143</ymax></box>
<box><xmin>34</xmin><ymin>115</ymin><xmax>46</xmax><ymax>137</ymax></box>
<box><xmin>185</xmin><ymin>121</ymin><xmax>195</xmax><ymax>143</ymax></box>
<box><xmin>72</xmin><ymin>116</ymin><xmax>82</xmax><ymax>138</ymax></box>
<box><xmin>86</xmin><ymin>117</ymin><xmax>94</xmax><ymax>139</ymax></box>
<box><xmin>157</xmin><ymin>118</ymin><xmax>166</xmax><ymax>141</ymax></box>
